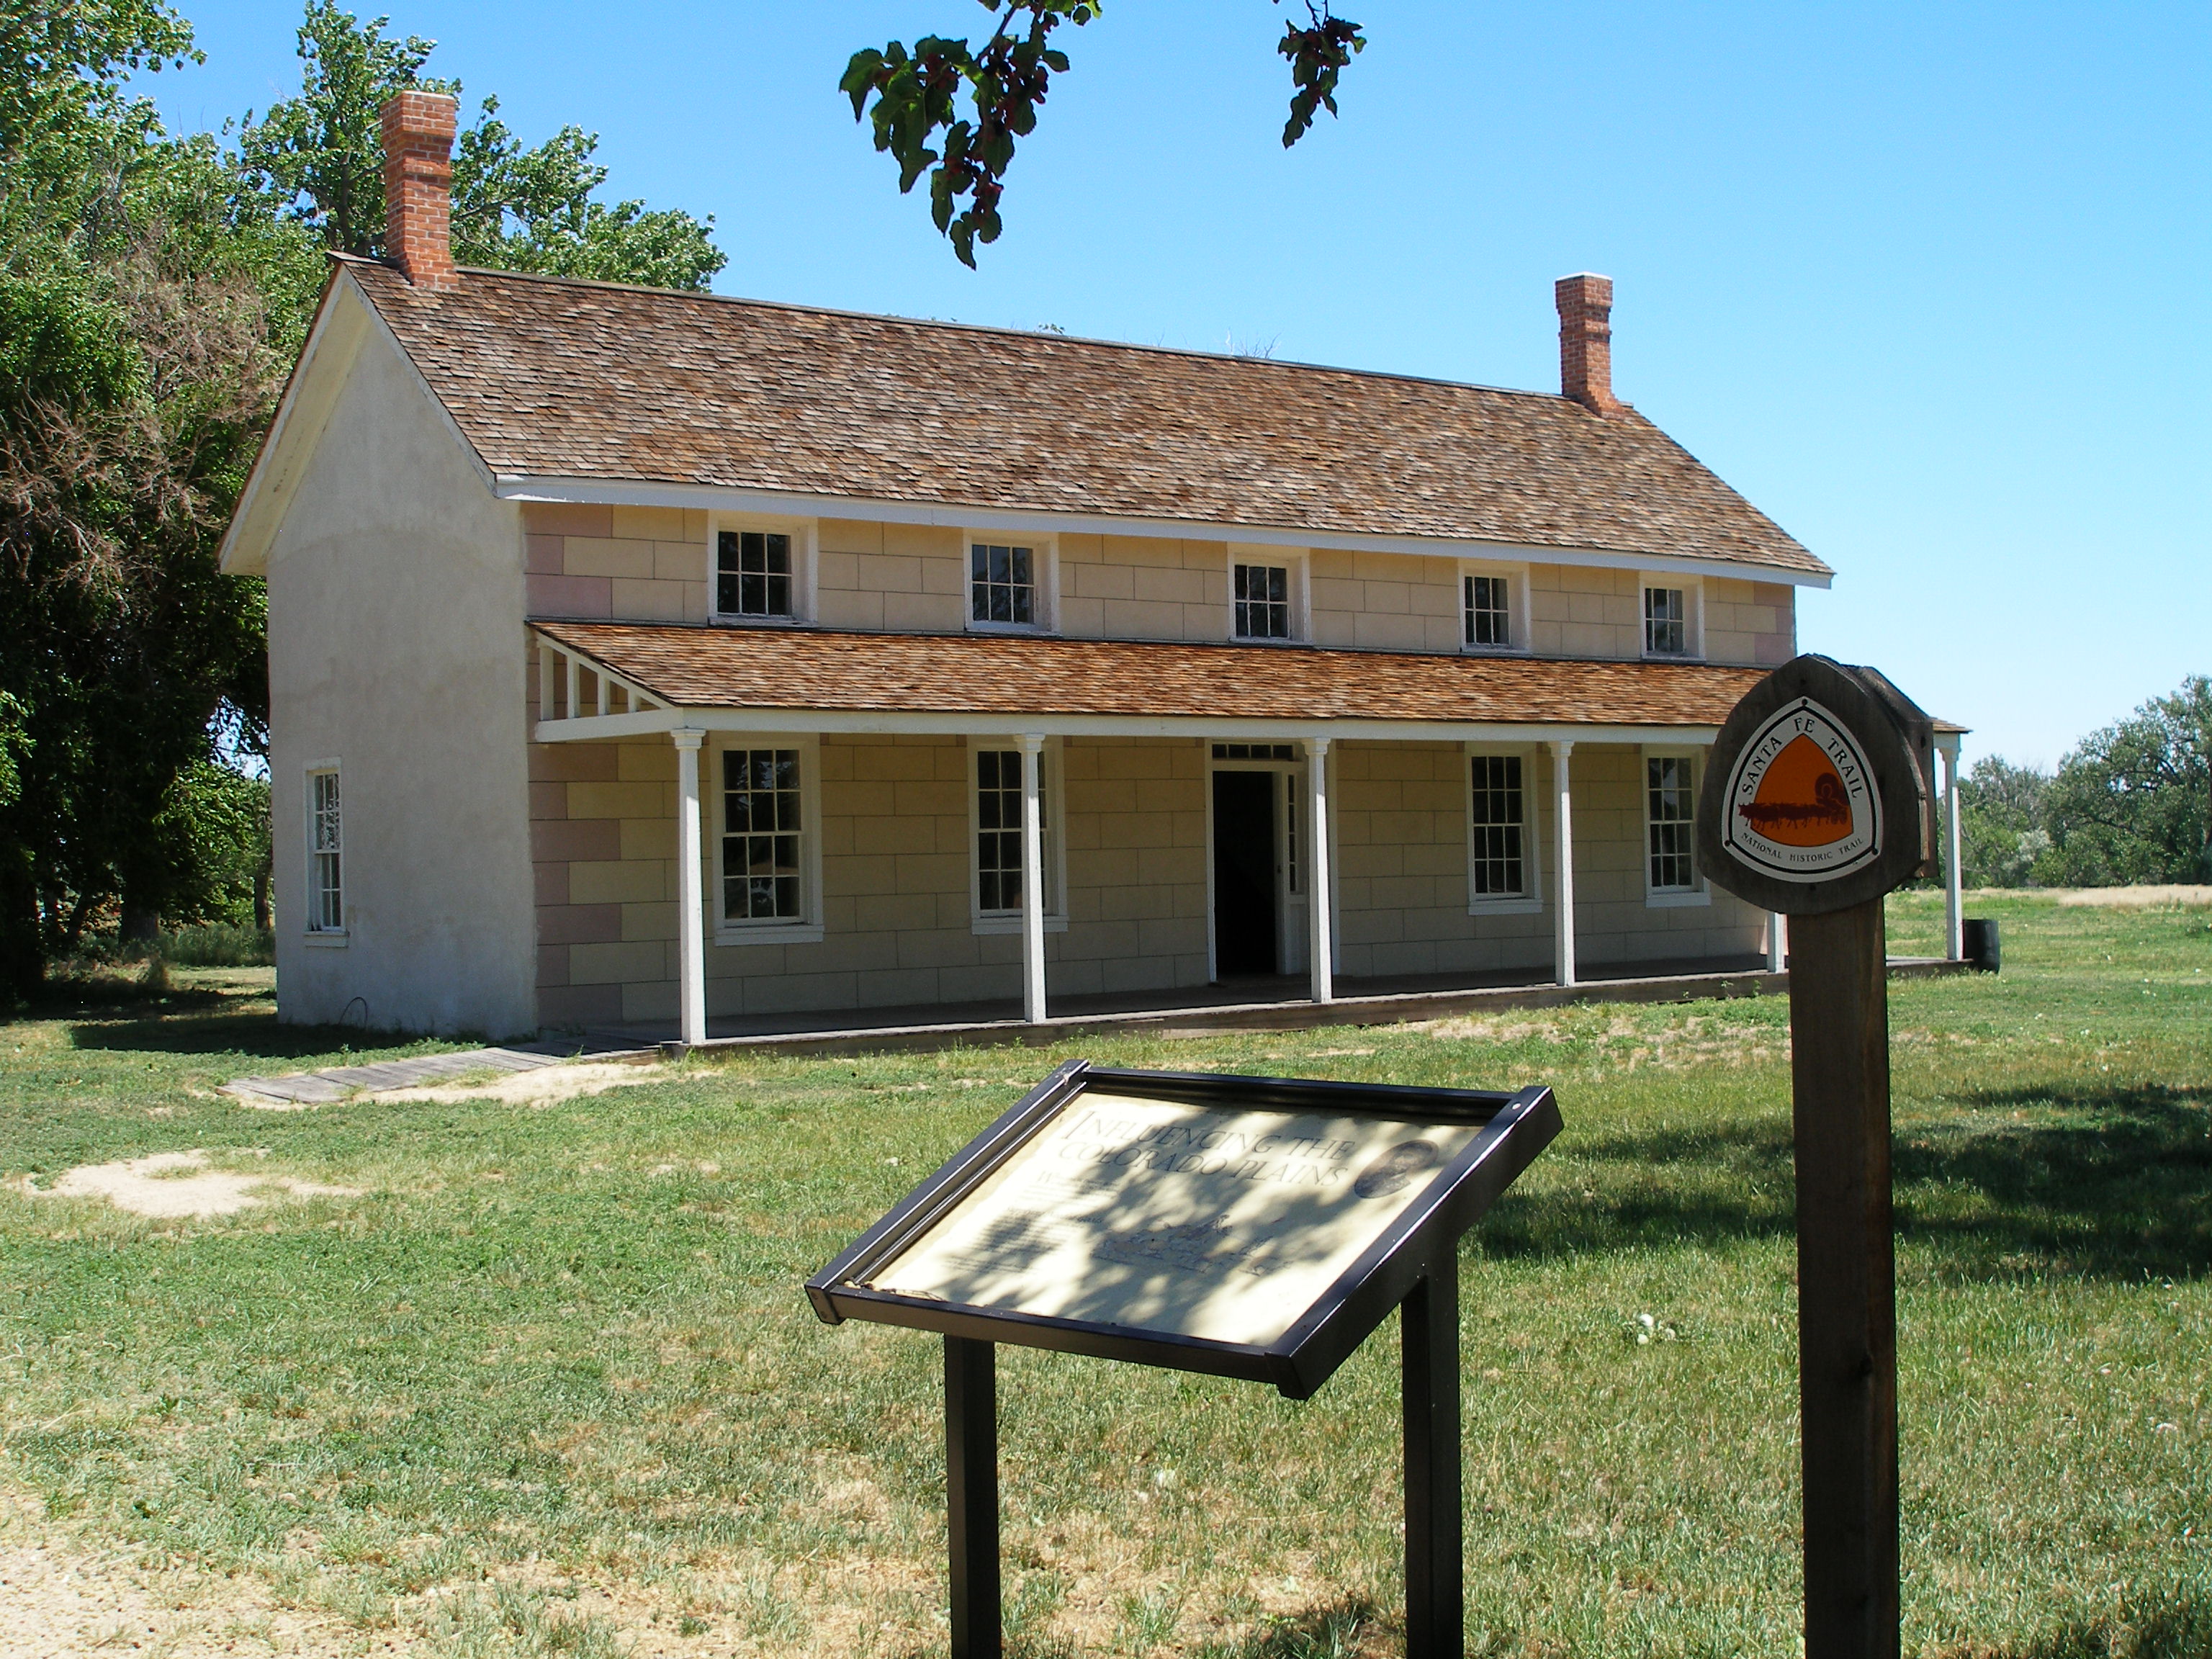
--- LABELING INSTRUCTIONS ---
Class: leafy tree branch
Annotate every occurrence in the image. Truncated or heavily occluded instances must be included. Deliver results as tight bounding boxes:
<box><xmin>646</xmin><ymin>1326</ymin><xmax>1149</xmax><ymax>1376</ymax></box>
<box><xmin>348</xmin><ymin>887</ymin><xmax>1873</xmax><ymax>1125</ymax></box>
<box><xmin>842</xmin><ymin>1</ymin><xmax>1364</xmax><ymax>267</ymax></box>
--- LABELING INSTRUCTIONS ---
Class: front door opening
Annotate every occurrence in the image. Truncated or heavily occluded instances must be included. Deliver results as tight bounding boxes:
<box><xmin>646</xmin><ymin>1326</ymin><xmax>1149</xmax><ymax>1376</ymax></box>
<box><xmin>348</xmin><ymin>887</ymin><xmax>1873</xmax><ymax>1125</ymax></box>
<box><xmin>1213</xmin><ymin>770</ymin><xmax>1277</xmax><ymax>976</ymax></box>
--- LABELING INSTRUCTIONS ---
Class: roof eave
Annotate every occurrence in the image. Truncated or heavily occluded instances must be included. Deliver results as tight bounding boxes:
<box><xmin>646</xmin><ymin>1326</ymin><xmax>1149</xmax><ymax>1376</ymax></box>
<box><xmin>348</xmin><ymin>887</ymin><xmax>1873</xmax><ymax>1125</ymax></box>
<box><xmin>494</xmin><ymin>472</ymin><xmax>1835</xmax><ymax>589</ymax></box>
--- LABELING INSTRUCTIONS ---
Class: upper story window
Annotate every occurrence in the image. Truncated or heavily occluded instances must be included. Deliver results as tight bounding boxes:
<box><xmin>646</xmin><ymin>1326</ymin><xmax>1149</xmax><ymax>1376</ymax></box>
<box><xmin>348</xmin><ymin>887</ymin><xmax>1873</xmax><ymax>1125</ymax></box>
<box><xmin>1465</xmin><ymin>575</ymin><xmax>1511</xmax><ymax>648</ymax></box>
<box><xmin>1645</xmin><ymin>585</ymin><xmax>1691</xmax><ymax>656</ymax></box>
<box><xmin>719</xmin><ymin>530</ymin><xmax>792</xmax><ymax>619</ymax></box>
<box><xmin>721</xmin><ymin>747</ymin><xmax>805</xmax><ymax>923</ymax></box>
<box><xmin>1647</xmin><ymin>755</ymin><xmax>1698</xmax><ymax>891</ymax></box>
<box><xmin>711</xmin><ymin>517</ymin><xmax>815</xmax><ymax>626</ymax></box>
<box><xmin>971</xmin><ymin>543</ymin><xmax>1038</xmax><ymax>627</ymax></box>
<box><xmin>306</xmin><ymin>766</ymin><xmax>343</xmax><ymax>933</ymax></box>
<box><xmin>1233</xmin><ymin>563</ymin><xmax>1293</xmax><ymax>640</ymax></box>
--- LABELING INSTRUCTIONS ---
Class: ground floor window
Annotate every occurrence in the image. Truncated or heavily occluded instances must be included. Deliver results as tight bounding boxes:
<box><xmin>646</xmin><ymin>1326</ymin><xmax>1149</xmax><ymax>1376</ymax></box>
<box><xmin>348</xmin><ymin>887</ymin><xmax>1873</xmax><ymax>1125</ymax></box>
<box><xmin>1647</xmin><ymin>755</ymin><xmax>1698</xmax><ymax>891</ymax></box>
<box><xmin>721</xmin><ymin>747</ymin><xmax>805</xmax><ymax>922</ymax></box>
<box><xmin>1468</xmin><ymin>753</ymin><xmax>1527</xmax><ymax>897</ymax></box>
<box><xmin>974</xmin><ymin>747</ymin><xmax>1060</xmax><ymax>917</ymax></box>
<box><xmin>307</xmin><ymin>767</ymin><xmax>343</xmax><ymax>932</ymax></box>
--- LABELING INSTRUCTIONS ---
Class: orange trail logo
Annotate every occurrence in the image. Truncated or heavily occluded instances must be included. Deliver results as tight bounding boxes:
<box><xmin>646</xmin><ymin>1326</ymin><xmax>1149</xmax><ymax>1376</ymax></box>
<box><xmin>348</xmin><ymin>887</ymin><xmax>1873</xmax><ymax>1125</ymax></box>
<box><xmin>1737</xmin><ymin>735</ymin><xmax>1853</xmax><ymax>847</ymax></box>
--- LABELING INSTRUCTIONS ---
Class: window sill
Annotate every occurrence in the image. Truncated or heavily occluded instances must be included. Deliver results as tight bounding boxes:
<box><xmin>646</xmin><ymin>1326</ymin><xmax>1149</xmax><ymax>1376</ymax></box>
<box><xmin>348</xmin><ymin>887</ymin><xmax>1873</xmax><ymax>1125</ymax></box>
<box><xmin>966</xmin><ymin>621</ymin><xmax>1055</xmax><ymax>637</ymax></box>
<box><xmin>972</xmin><ymin>914</ymin><xmax>1071</xmax><ymax>936</ymax></box>
<box><xmin>1646</xmin><ymin>888</ymin><xmax>1712</xmax><ymax>909</ymax></box>
<box><xmin>711</xmin><ymin>613</ymin><xmax>811</xmax><ymax>629</ymax></box>
<box><xmin>1459</xmin><ymin>644</ymin><xmax>1530</xmax><ymax>657</ymax></box>
<box><xmin>1230</xmin><ymin>633</ymin><xmax>1303</xmax><ymax>647</ymax></box>
<box><xmin>1640</xmin><ymin>650</ymin><xmax>1706</xmax><ymax>664</ymax></box>
<box><xmin>1467</xmin><ymin>897</ymin><xmax>1544</xmax><ymax>917</ymax></box>
<box><xmin>302</xmin><ymin>930</ymin><xmax>350</xmax><ymax>948</ymax></box>
<box><xmin>713</xmin><ymin>923</ymin><xmax>825</xmax><ymax>947</ymax></box>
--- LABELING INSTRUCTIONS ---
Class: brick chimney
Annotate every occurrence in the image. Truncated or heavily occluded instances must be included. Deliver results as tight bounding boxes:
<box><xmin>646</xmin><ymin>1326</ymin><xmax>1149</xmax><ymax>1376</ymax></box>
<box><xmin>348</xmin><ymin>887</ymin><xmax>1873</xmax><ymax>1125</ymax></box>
<box><xmin>1555</xmin><ymin>272</ymin><xmax>1622</xmax><ymax>413</ymax></box>
<box><xmin>380</xmin><ymin>91</ymin><xmax>459</xmax><ymax>291</ymax></box>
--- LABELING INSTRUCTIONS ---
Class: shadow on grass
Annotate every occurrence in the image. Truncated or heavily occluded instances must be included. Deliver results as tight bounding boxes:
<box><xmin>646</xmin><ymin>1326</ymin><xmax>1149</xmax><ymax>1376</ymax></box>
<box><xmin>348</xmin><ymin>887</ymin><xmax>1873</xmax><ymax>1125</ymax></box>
<box><xmin>1476</xmin><ymin>1084</ymin><xmax>2211</xmax><ymax>1282</ymax></box>
<box><xmin>1190</xmin><ymin>1599</ymin><xmax>1388</xmax><ymax>1659</ymax></box>
<box><xmin>1933</xmin><ymin>1580</ymin><xmax>2212</xmax><ymax>1658</ymax></box>
<box><xmin>60</xmin><ymin>1006</ymin><xmax>436</xmax><ymax>1064</ymax></box>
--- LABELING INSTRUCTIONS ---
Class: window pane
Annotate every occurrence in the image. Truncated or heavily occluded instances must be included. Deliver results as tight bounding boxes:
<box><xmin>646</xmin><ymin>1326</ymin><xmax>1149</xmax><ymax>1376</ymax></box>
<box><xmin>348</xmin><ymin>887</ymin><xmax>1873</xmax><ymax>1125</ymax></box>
<box><xmin>1469</xmin><ymin>754</ymin><xmax>1526</xmax><ymax>896</ymax></box>
<box><xmin>1647</xmin><ymin>756</ymin><xmax>1696</xmax><ymax>889</ymax></box>
<box><xmin>722</xmin><ymin>749</ymin><xmax>803</xmax><ymax>920</ymax></box>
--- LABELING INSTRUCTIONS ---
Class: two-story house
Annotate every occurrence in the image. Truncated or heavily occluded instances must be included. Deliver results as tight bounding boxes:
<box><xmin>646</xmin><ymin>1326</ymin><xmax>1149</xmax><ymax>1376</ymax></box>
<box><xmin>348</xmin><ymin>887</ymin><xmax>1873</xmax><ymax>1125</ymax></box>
<box><xmin>220</xmin><ymin>92</ymin><xmax>1964</xmax><ymax>1043</ymax></box>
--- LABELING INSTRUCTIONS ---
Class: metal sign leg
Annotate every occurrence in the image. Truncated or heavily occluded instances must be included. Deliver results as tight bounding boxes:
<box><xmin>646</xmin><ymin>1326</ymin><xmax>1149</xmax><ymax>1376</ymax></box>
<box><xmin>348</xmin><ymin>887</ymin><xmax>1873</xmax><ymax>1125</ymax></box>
<box><xmin>947</xmin><ymin>1335</ymin><xmax>1000</xmax><ymax>1659</ymax></box>
<box><xmin>1789</xmin><ymin>898</ymin><xmax>1900</xmax><ymax>1659</ymax></box>
<box><xmin>1403</xmin><ymin>1257</ymin><xmax>1464</xmax><ymax>1659</ymax></box>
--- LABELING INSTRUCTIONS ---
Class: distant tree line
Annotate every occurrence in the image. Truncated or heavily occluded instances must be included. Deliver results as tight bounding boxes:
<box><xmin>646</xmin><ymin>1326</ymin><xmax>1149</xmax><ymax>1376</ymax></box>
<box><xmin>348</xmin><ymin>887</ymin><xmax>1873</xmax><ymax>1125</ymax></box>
<box><xmin>0</xmin><ymin>1</ymin><xmax>722</xmax><ymax>997</ymax></box>
<box><xmin>1958</xmin><ymin>675</ymin><xmax>2211</xmax><ymax>889</ymax></box>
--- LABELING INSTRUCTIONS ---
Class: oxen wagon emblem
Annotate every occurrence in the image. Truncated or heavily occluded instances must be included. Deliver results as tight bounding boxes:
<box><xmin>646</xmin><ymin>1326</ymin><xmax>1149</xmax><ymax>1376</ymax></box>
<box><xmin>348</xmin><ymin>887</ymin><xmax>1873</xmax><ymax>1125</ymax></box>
<box><xmin>1718</xmin><ymin>698</ymin><xmax>1884</xmax><ymax>883</ymax></box>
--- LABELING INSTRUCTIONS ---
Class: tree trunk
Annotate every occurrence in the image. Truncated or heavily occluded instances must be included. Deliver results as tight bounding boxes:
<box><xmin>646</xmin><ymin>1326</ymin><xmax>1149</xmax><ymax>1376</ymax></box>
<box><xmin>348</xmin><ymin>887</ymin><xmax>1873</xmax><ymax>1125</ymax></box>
<box><xmin>118</xmin><ymin>897</ymin><xmax>159</xmax><ymax>945</ymax></box>
<box><xmin>253</xmin><ymin>859</ymin><xmax>271</xmax><ymax>933</ymax></box>
<box><xmin>0</xmin><ymin>858</ymin><xmax>42</xmax><ymax>999</ymax></box>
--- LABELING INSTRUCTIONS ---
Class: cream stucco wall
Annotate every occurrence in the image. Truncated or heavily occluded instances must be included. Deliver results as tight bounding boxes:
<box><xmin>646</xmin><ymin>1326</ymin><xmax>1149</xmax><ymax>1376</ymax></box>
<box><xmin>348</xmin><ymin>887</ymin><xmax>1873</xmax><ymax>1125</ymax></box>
<box><xmin>266</xmin><ymin>317</ymin><xmax>538</xmax><ymax>1037</ymax></box>
<box><xmin>532</xmin><ymin>734</ymin><xmax>1211</xmax><ymax>1025</ymax></box>
<box><xmin>523</xmin><ymin>511</ymin><xmax>1797</xmax><ymax>667</ymax></box>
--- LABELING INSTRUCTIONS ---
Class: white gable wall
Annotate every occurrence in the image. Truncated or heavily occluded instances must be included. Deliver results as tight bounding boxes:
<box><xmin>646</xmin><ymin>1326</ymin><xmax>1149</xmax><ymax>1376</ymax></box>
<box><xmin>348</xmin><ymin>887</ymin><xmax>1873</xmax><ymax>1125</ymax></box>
<box><xmin>265</xmin><ymin>313</ymin><xmax>537</xmax><ymax>1037</ymax></box>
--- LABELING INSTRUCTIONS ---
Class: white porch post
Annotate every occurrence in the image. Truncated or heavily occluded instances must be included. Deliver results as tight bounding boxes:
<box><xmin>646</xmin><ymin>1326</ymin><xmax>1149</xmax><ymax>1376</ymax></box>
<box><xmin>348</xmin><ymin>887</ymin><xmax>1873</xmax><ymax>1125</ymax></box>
<box><xmin>1550</xmin><ymin>739</ymin><xmax>1577</xmax><ymax>987</ymax></box>
<box><xmin>1941</xmin><ymin>738</ymin><xmax>1964</xmax><ymax>961</ymax></box>
<box><xmin>1305</xmin><ymin>737</ymin><xmax>1334</xmax><ymax>1004</ymax></box>
<box><xmin>1768</xmin><ymin>912</ymin><xmax>1788</xmax><ymax>974</ymax></box>
<box><xmin>1019</xmin><ymin>734</ymin><xmax>1048</xmax><ymax>1024</ymax></box>
<box><xmin>673</xmin><ymin>730</ymin><xmax>707</xmax><ymax>1048</ymax></box>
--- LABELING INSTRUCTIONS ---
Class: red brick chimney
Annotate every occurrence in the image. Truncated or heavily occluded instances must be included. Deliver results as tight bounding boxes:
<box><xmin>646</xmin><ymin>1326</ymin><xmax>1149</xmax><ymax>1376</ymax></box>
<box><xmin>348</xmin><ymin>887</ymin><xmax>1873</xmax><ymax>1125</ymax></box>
<box><xmin>380</xmin><ymin>91</ymin><xmax>459</xmax><ymax>292</ymax></box>
<box><xmin>1555</xmin><ymin>272</ymin><xmax>1622</xmax><ymax>413</ymax></box>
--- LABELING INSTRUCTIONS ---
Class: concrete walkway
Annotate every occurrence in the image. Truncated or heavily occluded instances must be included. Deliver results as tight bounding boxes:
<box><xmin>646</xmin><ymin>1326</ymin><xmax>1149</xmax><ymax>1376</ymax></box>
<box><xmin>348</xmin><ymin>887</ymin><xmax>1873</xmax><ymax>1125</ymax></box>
<box><xmin>222</xmin><ymin>1035</ymin><xmax>649</xmax><ymax>1106</ymax></box>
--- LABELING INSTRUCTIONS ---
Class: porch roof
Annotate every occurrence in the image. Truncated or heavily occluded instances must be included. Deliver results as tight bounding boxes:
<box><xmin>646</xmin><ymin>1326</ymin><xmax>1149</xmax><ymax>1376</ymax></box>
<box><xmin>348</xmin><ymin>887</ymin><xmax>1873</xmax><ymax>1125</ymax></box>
<box><xmin>531</xmin><ymin>621</ymin><xmax>1776</xmax><ymax>737</ymax></box>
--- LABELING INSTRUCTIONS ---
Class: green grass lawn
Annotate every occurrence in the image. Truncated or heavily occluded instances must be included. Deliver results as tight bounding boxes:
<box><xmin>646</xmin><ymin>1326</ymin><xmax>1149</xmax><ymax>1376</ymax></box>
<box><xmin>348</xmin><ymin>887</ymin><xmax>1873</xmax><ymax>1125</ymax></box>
<box><xmin>1</xmin><ymin>891</ymin><xmax>2208</xmax><ymax>1658</ymax></box>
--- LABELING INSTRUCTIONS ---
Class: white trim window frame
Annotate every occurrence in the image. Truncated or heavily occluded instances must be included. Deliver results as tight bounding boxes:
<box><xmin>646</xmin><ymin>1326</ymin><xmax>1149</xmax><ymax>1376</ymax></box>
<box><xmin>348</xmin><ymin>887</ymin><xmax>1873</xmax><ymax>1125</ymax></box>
<box><xmin>967</xmin><ymin>737</ymin><xmax>1069</xmax><ymax>935</ymax></box>
<box><xmin>1640</xmin><ymin>574</ymin><xmax>1704</xmax><ymax>660</ymax></box>
<box><xmin>1462</xmin><ymin>744</ymin><xmax>1543</xmax><ymax>914</ymax></box>
<box><xmin>711</xmin><ymin>734</ymin><xmax>826</xmax><ymax>945</ymax></box>
<box><xmin>302</xmin><ymin>760</ymin><xmax>347</xmax><ymax>944</ymax></box>
<box><xmin>1642</xmin><ymin>745</ymin><xmax>1711</xmax><ymax>906</ymax></box>
<box><xmin>965</xmin><ymin>533</ymin><xmax>1058</xmax><ymax>634</ymax></box>
<box><xmin>1226</xmin><ymin>551</ymin><xmax>1309</xmax><ymax>644</ymax></box>
<box><xmin>709</xmin><ymin>513</ymin><xmax>818</xmax><ymax>626</ymax></box>
<box><xmin>1457</xmin><ymin>559</ymin><xmax>1532</xmax><ymax>655</ymax></box>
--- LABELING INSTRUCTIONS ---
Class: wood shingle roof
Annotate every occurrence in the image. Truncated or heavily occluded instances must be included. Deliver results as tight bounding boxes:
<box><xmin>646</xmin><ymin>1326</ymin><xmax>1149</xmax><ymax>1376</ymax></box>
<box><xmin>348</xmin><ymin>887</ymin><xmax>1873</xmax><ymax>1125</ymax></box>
<box><xmin>349</xmin><ymin>260</ymin><xmax>1828</xmax><ymax>579</ymax></box>
<box><xmin>531</xmin><ymin>622</ymin><xmax>1776</xmax><ymax>729</ymax></box>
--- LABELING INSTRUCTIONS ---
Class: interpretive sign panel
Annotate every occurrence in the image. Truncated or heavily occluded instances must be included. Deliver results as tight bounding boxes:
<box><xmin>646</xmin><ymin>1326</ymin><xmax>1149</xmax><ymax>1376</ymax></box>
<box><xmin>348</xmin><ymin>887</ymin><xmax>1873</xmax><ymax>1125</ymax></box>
<box><xmin>864</xmin><ymin>1092</ymin><xmax>1486</xmax><ymax>1348</ymax></box>
<box><xmin>809</xmin><ymin>1061</ymin><xmax>1559</xmax><ymax>1400</ymax></box>
<box><xmin>809</xmin><ymin>1060</ymin><xmax>1560</xmax><ymax>1659</ymax></box>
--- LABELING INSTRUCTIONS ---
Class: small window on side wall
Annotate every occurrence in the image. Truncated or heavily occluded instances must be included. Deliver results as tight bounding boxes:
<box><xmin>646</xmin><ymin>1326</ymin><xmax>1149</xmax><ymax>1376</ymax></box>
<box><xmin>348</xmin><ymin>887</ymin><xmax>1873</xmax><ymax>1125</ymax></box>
<box><xmin>306</xmin><ymin>766</ymin><xmax>343</xmax><ymax>933</ymax></box>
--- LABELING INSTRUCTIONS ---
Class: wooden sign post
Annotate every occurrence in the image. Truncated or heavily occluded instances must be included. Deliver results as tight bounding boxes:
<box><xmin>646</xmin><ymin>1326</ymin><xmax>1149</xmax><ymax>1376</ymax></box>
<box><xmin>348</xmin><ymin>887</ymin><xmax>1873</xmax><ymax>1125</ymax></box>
<box><xmin>1698</xmin><ymin>655</ymin><xmax>1937</xmax><ymax>1659</ymax></box>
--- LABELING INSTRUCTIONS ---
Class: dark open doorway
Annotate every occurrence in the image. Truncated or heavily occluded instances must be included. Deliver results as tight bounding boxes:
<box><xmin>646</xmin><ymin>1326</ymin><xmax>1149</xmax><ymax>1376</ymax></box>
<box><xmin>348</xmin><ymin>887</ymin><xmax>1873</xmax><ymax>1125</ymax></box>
<box><xmin>1212</xmin><ymin>770</ymin><xmax>1277</xmax><ymax>976</ymax></box>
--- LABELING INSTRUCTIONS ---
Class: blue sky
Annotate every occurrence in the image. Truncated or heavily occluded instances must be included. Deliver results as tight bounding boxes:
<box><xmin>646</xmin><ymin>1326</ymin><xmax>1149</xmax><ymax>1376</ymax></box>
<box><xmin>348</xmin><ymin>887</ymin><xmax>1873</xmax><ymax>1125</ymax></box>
<box><xmin>150</xmin><ymin>1</ymin><xmax>2208</xmax><ymax>767</ymax></box>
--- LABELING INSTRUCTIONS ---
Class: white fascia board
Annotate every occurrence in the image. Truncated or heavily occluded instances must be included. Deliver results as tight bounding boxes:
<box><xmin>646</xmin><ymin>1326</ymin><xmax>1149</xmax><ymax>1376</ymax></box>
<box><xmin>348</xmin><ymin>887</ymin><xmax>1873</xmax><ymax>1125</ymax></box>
<box><xmin>495</xmin><ymin>473</ymin><xmax>1833</xmax><ymax>590</ymax></box>
<box><xmin>217</xmin><ymin>274</ymin><xmax>372</xmax><ymax>574</ymax></box>
<box><xmin>534</xmin><ymin>706</ymin><xmax>1718</xmax><ymax>746</ymax></box>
